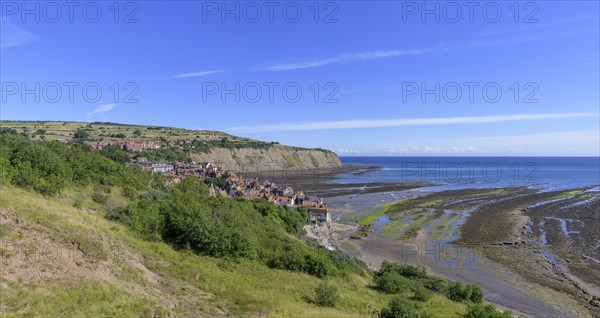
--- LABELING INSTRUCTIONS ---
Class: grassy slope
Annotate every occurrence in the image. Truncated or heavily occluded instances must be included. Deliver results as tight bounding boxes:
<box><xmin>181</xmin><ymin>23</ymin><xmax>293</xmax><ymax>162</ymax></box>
<box><xmin>0</xmin><ymin>121</ymin><xmax>301</xmax><ymax>149</ymax></box>
<box><xmin>0</xmin><ymin>185</ymin><xmax>467</xmax><ymax>317</ymax></box>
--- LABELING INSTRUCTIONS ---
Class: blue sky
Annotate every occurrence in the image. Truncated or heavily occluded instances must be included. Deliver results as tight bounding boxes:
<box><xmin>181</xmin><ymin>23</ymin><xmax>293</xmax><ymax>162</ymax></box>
<box><xmin>1</xmin><ymin>1</ymin><xmax>599</xmax><ymax>156</ymax></box>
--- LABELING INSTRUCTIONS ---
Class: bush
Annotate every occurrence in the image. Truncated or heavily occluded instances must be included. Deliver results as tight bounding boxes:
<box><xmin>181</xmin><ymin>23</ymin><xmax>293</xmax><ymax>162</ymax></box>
<box><xmin>448</xmin><ymin>282</ymin><xmax>484</xmax><ymax>303</ymax></box>
<box><xmin>463</xmin><ymin>303</ymin><xmax>512</xmax><ymax>318</ymax></box>
<box><xmin>380</xmin><ymin>297</ymin><xmax>418</xmax><ymax>318</ymax></box>
<box><xmin>448</xmin><ymin>281</ymin><xmax>465</xmax><ymax>301</ymax></box>
<box><xmin>314</xmin><ymin>282</ymin><xmax>338</xmax><ymax>307</ymax></box>
<box><xmin>379</xmin><ymin>261</ymin><xmax>427</xmax><ymax>279</ymax></box>
<box><xmin>374</xmin><ymin>271</ymin><xmax>412</xmax><ymax>294</ymax></box>
<box><xmin>374</xmin><ymin>261</ymin><xmax>424</xmax><ymax>294</ymax></box>
<box><xmin>465</xmin><ymin>284</ymin><xmax>484</xmax><ymax>303</ymax></box>
<box><xmin>91</xmin><ymin>192</ymin><xmax>108</xmax><ymax>205</ymax></box>
<box><xmin>421</xmin><ymin>277</ymin><xmax>450</xmax><ymax>294</ymax></box>
<box><xmin>412</xmin><ymin>286</ymin><xmax>433</xmax><ymax>302</ymax></box>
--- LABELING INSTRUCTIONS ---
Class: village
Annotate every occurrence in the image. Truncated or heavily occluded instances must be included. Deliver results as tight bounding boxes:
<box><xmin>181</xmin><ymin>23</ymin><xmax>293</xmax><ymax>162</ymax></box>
<box><xmin>131</xmin><ymin>160</ymin><xmax>332</xmax><ymax>224</ymax></box>
<box><xmin>81</xmin><ymin>139</ymin><xmax>333</xmax><ymax>225</ymax></box>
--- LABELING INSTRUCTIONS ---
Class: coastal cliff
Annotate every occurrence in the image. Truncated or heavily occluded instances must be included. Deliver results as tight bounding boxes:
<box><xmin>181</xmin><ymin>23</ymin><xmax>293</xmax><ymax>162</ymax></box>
<box><xmin>189</xmin><ymin>145</ymin><xmax>342</xmax><ymax>171</ymax></box>
<box><xmin>0</xmin><ymin>121</ymin><xmax>343</xmax><ymax>171</ymax></box>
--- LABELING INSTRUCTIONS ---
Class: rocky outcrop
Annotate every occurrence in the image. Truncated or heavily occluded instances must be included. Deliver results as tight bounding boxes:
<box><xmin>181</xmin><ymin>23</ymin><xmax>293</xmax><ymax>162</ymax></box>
<box><xmin>189</xmin><ymin>145</ymin><xmax>341</xmax><ymax>171</ymax></box>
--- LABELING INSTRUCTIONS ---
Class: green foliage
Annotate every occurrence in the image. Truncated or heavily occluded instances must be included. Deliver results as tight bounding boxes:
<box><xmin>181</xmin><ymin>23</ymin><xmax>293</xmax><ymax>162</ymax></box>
<box><xmin>91</xmin><ymin>192</ymin><xmax>108</xmax><ymax>205</ymax></box>
<box><xmin>1</xmin><ymin>136</ymin><xmax>71</xmax><ymax>195</ymax></box>
<box><xmin>465</xmin><ymin>284</ymin><xmax>484</xmax><ymax>303</ymax></box>
<box><xmin>109</xmin><ymin>176</ymin><xmax>362</xmax><ymax>278</ymax></box>
<box><xmin>380</xmin><ymin>297</ymin><xmax>418</xmax><ymax>318</ymax></box>
<box><xmin>373</xmin><ymin>261</ymin><xmax>427</xmax><ymax>294</ymax></box>
<box><xmin>379</xmin><ymin>261</ymin><xmax>427</xmax><ymax>279</ymax></box>
<box><xmin>99</xmin><ymin>145</ymin><xmax>130</xmax><ymax>164</ymax></box>
<box><xmin>374</xmin><ymin>271</ymin><xmax>412</xmax><ymax>294</ymax></box>
<box><xmin>204</xmin><ymin>176</ymin><xmax>227</xmax><ymax>190</ymax></box>
<box><xmin>372</xmin><ymin>261</ymin><xmax>485</xmax><ymax>309</ymax></box>
<box><xmin>132</xmin><ymin>148</ymin><xmax>190</xmax><ymax>163</ymax></box>
<box><xmin>314</xmin><ymin>282</ymin><xmax>338</xmax><ymax>307</ymax></box>
<box><xmin>0</xmin><ymin>134</ymin><xmax>151</xmax><ymax>196</ymax></box>
<box><xmin>73</xmin><ymin>129</ymin><xmax>89</xmax><ymax>141</ymax></box>
<box><xmin>0</xmin><ymin>128</ymin><xmax>18</xmax><ymax>135</ymax></box>
<box><xmin>0</xmin><ymin>135</ymin><xmax>364</xmax><ymax>279</ymax></box>
<box><xmin>448</xmin><ymin>282</ymin><xmax>466</xmax><ymax>302</ymax></box>
<box><xmin>421</xmin><ymin>277</ymin><xmax>451</xmax><ymax>294</ymax></box>
<box><xmin>412</xmin><ymin>286</ymin><xmax>433</xmax><ymax>302</ymax></box>
<box><xmin>185</xmin><ymin>137</ymin><xmax>277</xmax><ymax>153</ymax></box>
<box><xmin>463</xmin><ymin>303</ymin><xmax>513</xmax><ymax>318</ymax></box>
<box><xmin>448</xmin><ymin>282</ymin><xmax>482</xmax><ymax>302</ymax></box>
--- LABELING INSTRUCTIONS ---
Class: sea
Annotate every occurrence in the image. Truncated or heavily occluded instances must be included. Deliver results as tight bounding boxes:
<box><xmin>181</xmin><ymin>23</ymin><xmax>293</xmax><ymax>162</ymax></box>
<box><xmin>332</xmin><ymin>157</ymin><xmax>600</xmax><ymax>191</ymax></box>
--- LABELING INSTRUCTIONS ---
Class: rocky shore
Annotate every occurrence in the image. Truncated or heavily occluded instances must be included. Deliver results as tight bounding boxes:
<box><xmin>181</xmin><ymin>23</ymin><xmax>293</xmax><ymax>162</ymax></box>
<box><xmin>316</xmin><ymin>186</ymin><xmax>600</xmax><ymax>318</ymax></box>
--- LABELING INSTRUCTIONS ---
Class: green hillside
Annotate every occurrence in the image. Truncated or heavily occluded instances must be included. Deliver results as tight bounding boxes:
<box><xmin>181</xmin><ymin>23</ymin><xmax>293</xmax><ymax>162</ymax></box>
<box><xmin>0</xmin><ymin>120</ymin><xmax>310</xmax><ymax>151</ymax></box>
<box><xmin>0</xmin><ymin>133</ymin><xmax>510</xmax><ymax>317</ymax></box>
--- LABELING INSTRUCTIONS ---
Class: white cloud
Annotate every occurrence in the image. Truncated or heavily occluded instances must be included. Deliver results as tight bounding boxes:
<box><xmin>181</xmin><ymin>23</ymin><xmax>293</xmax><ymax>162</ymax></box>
<box><xmin>228</xmin><ymin>113</ymin><xmax>599</xmax><ymax>133</ymax></box>
<box><xmin>170</xmin><ymin>70</ymin><xmax>226</xmax><ymax>79</ymax></box>
<box><xmin>258</xmin><ymin>15</ymin><xmax>598</xmax><ymax>73</ymax></box>
<box><xmin>87</xmin><ymin>104</ymin><xmax>117</xmax><ymax>117</ymax></box>
<box><xmin>259</xmin><ymin>48</ymin><xmax>434</xmax><ymax>71</ymax></box>
<box><xmin>0</xmin><ymin>21</ymin><xmax>36</xmax><ymax>49</ymax></box>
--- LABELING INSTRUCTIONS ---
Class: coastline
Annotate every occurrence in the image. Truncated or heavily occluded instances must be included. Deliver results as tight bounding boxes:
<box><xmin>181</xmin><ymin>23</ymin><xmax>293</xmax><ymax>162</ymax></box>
<box><xmin>311</xmin><ymin>184</ymin><xmax>599</xmax><ymax>318</ymax></box>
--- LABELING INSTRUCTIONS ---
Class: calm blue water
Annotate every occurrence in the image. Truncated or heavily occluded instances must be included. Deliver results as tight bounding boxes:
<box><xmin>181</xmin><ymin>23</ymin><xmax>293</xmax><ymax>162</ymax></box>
<box><xmin>333</xmin><ymin>157</ymin><xmax>600</xmax><ymax>190</ymax></box>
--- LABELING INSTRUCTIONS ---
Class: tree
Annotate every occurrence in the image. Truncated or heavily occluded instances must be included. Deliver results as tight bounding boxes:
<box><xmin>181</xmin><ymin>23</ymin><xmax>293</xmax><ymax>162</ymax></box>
<box><xmin>133</xmin><ymin>129</ymin><xmax>142</xmax><ymax>136</ymax></box>
<box><xmin>74</xmin><ymin>129</ymin><xmax>89</xmax><ymax>141</ymax></box>
<box><xmin>314</xmin><ymin>282</ymin><xmax>338</xmax><ymax>307</ymax></box>
<box><xmin>99</xmin><ymin>145</ymin><xmax>130</xmax><ymax>164</ymax></box>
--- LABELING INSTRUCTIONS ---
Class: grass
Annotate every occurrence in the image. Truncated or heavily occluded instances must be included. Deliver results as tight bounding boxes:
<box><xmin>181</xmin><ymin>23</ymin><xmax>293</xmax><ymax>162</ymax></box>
<box><xmin>0</xmin><ymin>121</ymin><xmax>287</xmax><ymax>146</ymax></box>
<box><xmin>343</xmin><ymin>201</ymin><xmax>401</xmax><ymax>226</ymax></box>
<box><xmin>1</xmin><ymin>279</ymin><xmax>160</xmax><ymax>318</ymax></box>
<box><xmin>0</xmin><ymin>185</ymin><xmax>469</xmax><ymax>317</ymax></box>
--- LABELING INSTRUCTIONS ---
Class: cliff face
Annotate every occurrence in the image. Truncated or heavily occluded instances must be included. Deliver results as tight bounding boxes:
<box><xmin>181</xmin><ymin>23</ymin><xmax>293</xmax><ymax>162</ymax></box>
<box><xmin>189</xmin><ymin>145</ymin><xmax>342</xmax><ymax>171</ymax></box>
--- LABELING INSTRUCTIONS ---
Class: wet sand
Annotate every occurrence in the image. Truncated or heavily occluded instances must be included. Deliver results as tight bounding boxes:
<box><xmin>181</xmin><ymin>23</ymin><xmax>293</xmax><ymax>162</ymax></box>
<box><xmin>321</xmin><ymin>186</ymin><xmax>600</xmax><ymax>318</ymax></box>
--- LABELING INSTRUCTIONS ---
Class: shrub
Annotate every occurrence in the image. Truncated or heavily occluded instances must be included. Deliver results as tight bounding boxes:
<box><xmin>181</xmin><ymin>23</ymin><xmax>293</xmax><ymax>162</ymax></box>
<box><xmin>421</xmin><ymin>277</ymin><xmax>450</xmax><ymax>294</ymax></box>
<box><xmin>374</xmin><ymin>271</ymin><xmax>411</xmax><ymax>294</ymax></box>
<box><xmin>448</xmin><ymin>281</ymin><xmax>466</xmax><ymax>301</ymax></box>
<box><xmin>380</xmin><ymin>297</ymin><xmax>418</xmax><ymax>318</ymax></box>
<box><xmin>465</xmin><ymin>284</ymin><xmax>484</xmax><ymax>303</ymax></box>
<box><xmin>379</xmin><ymin>261</ymin><xmax>427</xmax><ymax>279</ymax></box>
<box><xmin>91</xmin><ymin>192</ymin><xmax>108</xmax><ymax>205</ymax></box>
<box><xmin>463</xmin><ymin>303</ymin><xmax>512</xmax><ymax>318</ymax></box>
<box><xmin>314</xmin><ymin>282</ymin><xmax>338</xmax><ymax>307</ymax></box>
<box><xmin>447</xmin><ymin>282</ymin><xmax>484</xmax><ymax>302</ymax></box>
<box><xmin>412</xmin><ymin>286</ymin><xmax>433</xmax><ymax>302</ymax></box>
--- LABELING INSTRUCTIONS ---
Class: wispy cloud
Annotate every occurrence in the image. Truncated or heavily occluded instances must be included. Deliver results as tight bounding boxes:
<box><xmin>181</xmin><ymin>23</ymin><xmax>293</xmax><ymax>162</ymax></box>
<box><xmin>0</xmin><ymin>21</ymin><xmax>36</xmax><ymax>49</ymax></box>
<box><xmin>170</xmin><ymin>70</ymin><xmax>226</xmax><ymax>79</ymax></box>
<box><xmin>87</xmin><ymin>104</ymin><xmax>117</xmax><ymax>117</ymax></box>
<box><xmin>259</xmin><ymin>14</ymin><xmax>598</xmax><ymax>72</ymax></box>
<box><xmin>229</xmin><ymin>113</ymin><xmax>599</xmax><ymax>133</ymax></box>
<box><xmin>259</xmin><ymin>48</ymin><xmax>435</xmax><ymax>71</ymax></box>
